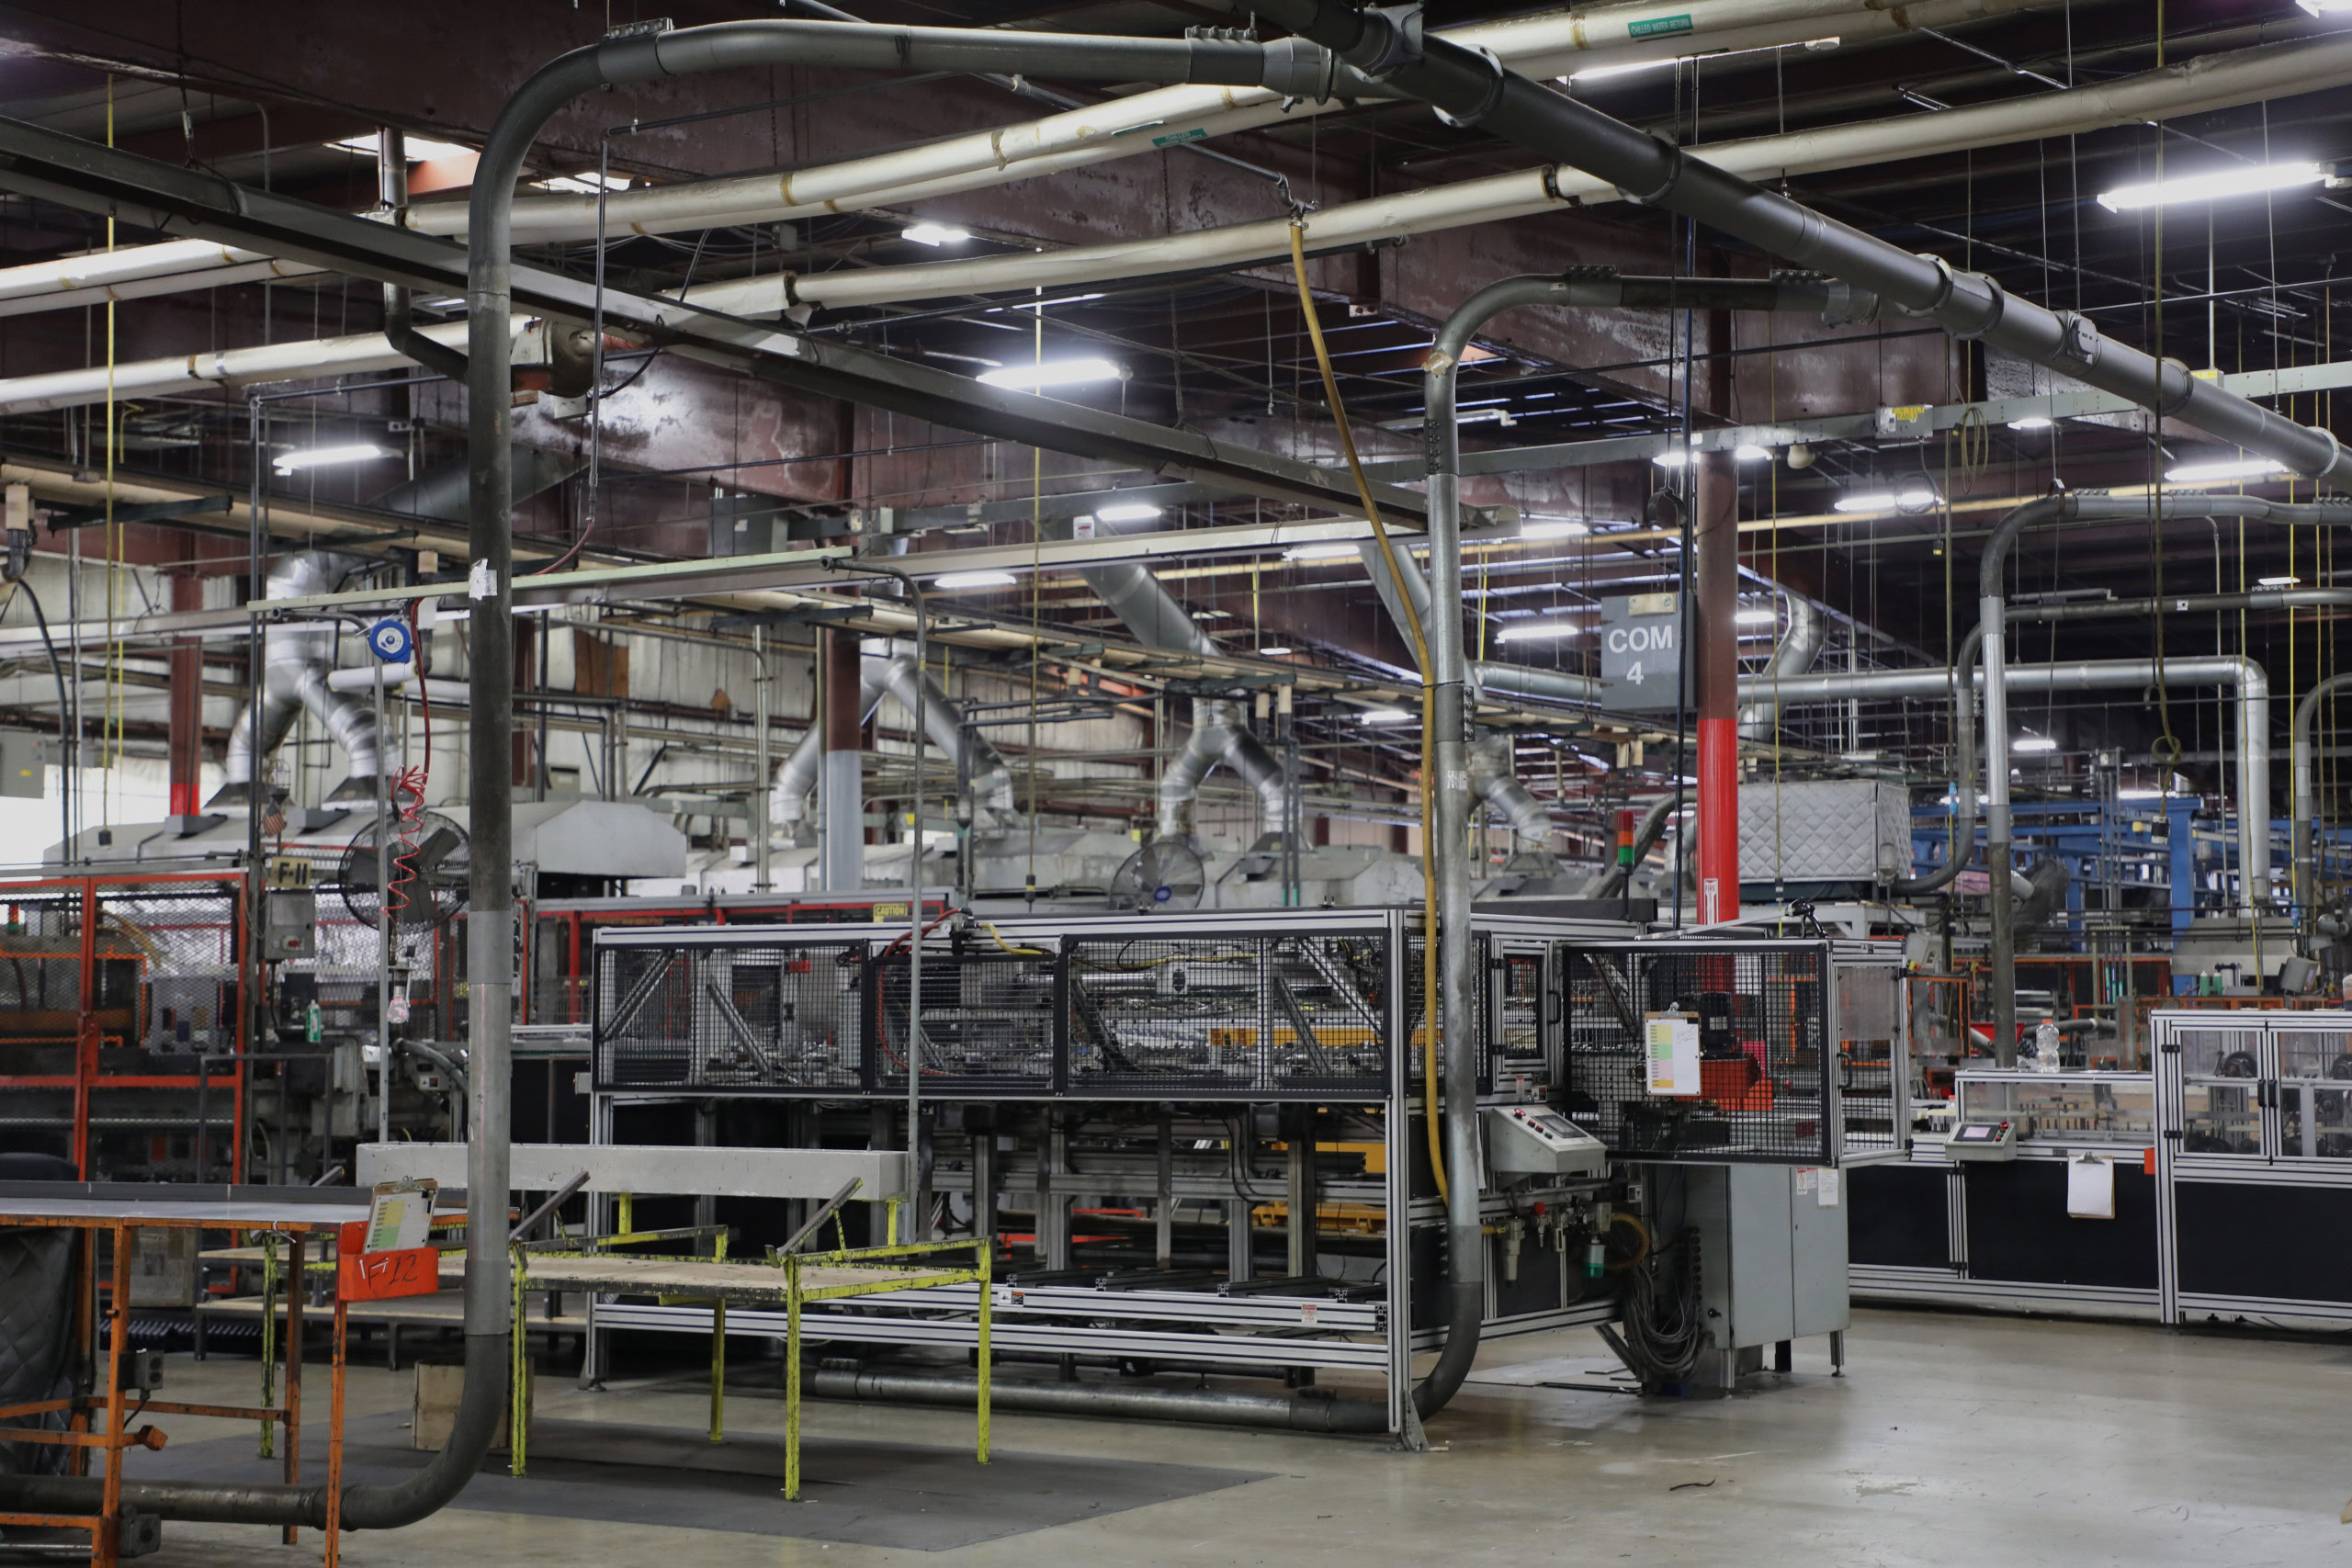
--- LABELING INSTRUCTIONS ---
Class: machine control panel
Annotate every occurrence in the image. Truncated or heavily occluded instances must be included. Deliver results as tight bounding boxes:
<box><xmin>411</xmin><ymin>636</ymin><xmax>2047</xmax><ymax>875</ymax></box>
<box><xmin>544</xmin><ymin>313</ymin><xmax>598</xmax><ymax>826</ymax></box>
<box><xmin>1486</xmin><ymin>1105</ymin><xmax>1608</xmax><ymax>1177</ymax></box>
<box><xmin>1945</xmin><ymin>1119</ymin><xmax>2018</xmax><ymax>1162</ymax></box>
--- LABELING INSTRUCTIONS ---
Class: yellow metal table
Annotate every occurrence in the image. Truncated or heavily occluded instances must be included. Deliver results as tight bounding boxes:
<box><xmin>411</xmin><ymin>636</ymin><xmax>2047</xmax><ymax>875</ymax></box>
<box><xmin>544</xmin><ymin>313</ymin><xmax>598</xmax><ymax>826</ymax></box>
<box><xmin>450</xmin><ymin>1238</ymin><xmax>992</xmax><ymax>1499</ymax></box>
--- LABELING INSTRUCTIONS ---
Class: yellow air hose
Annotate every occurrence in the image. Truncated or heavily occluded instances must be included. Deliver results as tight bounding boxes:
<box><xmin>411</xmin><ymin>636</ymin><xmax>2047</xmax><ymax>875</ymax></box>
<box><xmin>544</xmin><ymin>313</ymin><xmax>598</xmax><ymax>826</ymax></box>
<box><xmin>1286</xmin><ymin>221</ymin><xmax>1448</xmax><ymax>1203</ymax></box>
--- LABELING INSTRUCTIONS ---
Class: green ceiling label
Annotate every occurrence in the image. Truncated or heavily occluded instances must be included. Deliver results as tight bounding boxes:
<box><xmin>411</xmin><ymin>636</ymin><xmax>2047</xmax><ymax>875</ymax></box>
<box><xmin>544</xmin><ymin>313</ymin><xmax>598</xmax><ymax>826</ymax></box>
<box><xmin>1627</xmin><ymin>14</ymin><xmax>1693</xmax><ymax>37</ymax></box>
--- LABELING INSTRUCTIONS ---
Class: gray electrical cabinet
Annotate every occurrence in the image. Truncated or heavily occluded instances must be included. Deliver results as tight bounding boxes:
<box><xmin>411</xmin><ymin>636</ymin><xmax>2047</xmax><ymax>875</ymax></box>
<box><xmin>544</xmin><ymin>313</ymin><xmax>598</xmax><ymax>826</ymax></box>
<box><xmin>1685</xmin><ymin>1163</ymin><xmax>1850</xmax><ymax>1390</ymax></box>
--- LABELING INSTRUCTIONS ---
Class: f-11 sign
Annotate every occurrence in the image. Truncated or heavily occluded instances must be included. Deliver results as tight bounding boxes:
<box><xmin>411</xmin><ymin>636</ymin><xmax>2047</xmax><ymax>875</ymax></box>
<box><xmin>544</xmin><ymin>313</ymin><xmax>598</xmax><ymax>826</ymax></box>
<box><xmin>1599</xmin><ymin>592</ymin><xmax>1690</xmax><ymax>714</ymax></box>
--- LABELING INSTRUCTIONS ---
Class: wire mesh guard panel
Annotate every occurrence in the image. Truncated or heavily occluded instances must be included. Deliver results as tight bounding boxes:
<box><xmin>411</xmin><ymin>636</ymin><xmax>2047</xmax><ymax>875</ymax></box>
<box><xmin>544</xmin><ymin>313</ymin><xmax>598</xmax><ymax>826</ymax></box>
<box><xmin>1064</xmin><ymin>931</ymin><xmax>1390</xmax><ymax>1098</ymax></box>
<box><xmin>874</xmin><ymin>947</ymin><xmax>1057</xmax><ymax>1091</ymax></box>
<box><xmin>1560</xmin><ymin>943</ymin><xmax>1835</xmax><ymax>1164</ymax></box>
<box><xmin>97</xmin><ymin>887</ymin><xmax>241</xmax><ymax>1060</ymax></box>
<box><xmin>595</xmin><ymin>941</ymin><xmax>867</xmax><ymax>1093</ymax></box>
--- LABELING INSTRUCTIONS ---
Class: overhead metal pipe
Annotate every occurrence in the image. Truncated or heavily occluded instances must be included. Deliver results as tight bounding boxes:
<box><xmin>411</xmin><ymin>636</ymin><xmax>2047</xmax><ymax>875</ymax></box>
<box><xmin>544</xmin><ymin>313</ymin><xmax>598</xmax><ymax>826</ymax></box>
<box><xmin>1467</xmin><ymin>733</ymin><xmax>1551</xmax><ymax>845</ymax></box>
<box><xmin>0</xmin><ymin>0</ymin><xmax>2070</xmax><ymax>316</ymax></box>
<box><xmin>1251</xmin><ymin>5</ymin><xmax>2352</xmax><ymax>496</ymax></box>
<box><xmin>14</xmin><ymin>28</ymin><xmax>2349</xmax><ymax>414</ymax></box>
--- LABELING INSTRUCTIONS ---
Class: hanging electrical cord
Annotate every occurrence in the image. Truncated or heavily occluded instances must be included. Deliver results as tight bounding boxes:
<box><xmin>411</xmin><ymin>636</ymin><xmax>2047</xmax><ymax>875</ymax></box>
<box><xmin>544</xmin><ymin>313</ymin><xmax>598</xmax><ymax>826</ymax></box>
<box><xmin>385</xmin><ymin>601</ymin><xmax>435</xmax><ymax>927</ymax></box>
<box><xmin>1285</xmin><ymin>220</ymin><xmax>1447</xmax><ymax>1202</ymax></box>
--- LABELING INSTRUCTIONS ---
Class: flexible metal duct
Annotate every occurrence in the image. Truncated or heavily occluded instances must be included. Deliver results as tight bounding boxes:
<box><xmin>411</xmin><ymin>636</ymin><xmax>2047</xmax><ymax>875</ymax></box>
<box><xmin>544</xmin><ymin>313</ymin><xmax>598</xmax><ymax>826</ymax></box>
<box><xmin>774</xmin><ymin>644</ymin><xmax>1015</xmax><ymax>829</ymax></box>
<box><xmin>211</xmin><ymin>551</ymin><xmax>380</xmax><ymax>806</ymax></box>
<box><xmin>1467</xmin><ymin>732</ymin><xmax>1551</xmax><ymax>844</ymax></box>
<box><xmin>1077</xmin><ymin>559</ymin><xmax>1288</xmax><ymax>841</ymax></box>
<box><xmin>1736</xmin><ymin>590</ymin><xmax>1825</xmax><ymax>739</ymax></box>
<box><xmin>2293</xmin><ymin>670</ymin><xmax>2352</xmax><ymax>928</ymax></box>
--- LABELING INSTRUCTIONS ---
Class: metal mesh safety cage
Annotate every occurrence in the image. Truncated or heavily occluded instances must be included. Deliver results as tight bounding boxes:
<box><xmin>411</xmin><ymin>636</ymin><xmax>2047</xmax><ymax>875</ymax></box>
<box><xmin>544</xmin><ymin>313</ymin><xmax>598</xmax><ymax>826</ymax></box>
<box><xmin>1557</xmin><ymin>939</ymin><xmax>1838</xmax><ymax>1165</ymax></box>
<box><xmin>872</xmin><ymin>939</ymin><xmax>1058</xmax><ymax>1094</ymax></box>
<box><xmin>1062</xmin><ymin>927</ymin><xmax>1392</xmax><ymax>1099</ymax></box>
<box><xmin>594</xmin><ymin>927</ymin><xmax>870</xmax><ymax>1094</ymax></box>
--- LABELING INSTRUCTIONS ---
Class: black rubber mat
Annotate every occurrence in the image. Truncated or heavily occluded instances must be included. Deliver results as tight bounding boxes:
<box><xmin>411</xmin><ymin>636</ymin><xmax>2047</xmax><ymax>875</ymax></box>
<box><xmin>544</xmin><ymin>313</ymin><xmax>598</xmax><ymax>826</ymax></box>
<box><xmin>130</xmin><ymin>1414</ymin><xmax>1269</xmax><ymax>1551</ymax></box>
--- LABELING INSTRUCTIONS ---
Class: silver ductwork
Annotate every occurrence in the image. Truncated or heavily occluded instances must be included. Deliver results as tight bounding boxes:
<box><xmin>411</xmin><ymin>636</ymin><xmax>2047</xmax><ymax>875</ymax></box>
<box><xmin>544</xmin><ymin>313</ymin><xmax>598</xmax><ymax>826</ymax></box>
<box><xmin>1736</xmin><ymin>588</ymin><xmax>1824</xmax><ymax>739</ymax></box>
<box><xmin>212</xmin><ymin>550</ymin><xmax>381</xmax><ymax>806</ymax></box>
<box><xmin>1077</xmin><ymin>559</ymin><xmax>1289</xmax><ymax>843</ymax></box>
<box><xmin>774</xmin><ymin>644</ymin><xmax>1012</xmax><ymax>829</ymax></box>
<box><xmin>1467</xmin><ymin>732</ymin><xmax>1551</xmax><ymax>845</ymax></box>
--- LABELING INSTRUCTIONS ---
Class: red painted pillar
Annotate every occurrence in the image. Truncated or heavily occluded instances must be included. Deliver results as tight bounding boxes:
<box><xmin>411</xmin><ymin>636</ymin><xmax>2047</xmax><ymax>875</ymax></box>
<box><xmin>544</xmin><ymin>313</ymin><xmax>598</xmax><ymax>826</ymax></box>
<box><xmin>167</xmin><ymin>572</ymin><xmax>204</xmax><ymax>816</ymax></box>
<box><xmin>1693</xmin><ymin>453</ymin><xmax>1739</xmax><ymax>924</ymax></box>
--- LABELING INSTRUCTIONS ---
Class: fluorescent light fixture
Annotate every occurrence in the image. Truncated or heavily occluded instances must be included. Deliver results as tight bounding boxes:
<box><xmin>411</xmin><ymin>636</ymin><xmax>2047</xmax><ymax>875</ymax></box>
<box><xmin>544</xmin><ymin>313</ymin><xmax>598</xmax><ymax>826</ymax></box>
<box><xmin>1190</xmin><ymin>608</ymin><xmax>1232</xmax><ymax>620</ymax></box>
<box><xmin>1734</xmin><ymin>607</ymin><xmax>1778</xmax><ymax>626</ymax></box>
<box><xmin>1653</xmin><ymin>444</ymin><xmax>1769</xmax><ymax>468</ymax></box>
<box><xmin>1495</xmin><ymin>619</ymin><xmax>1589</xmax><ymax>642</ymax></box>
<box><xmin>1257</xmin><ymin>646</ymin><xmax>1295</xmax><ymax>657</ymax></box>
<box><xmin>2166</xmin><ymin>456</ymin><xmax>2287</xmax><ymax>483</ymax></box>
<box><xmin>2300</xmin><ymin>0</ymin><xmax>2352</xmax><ymax>12</ymax></box>
<box><xmin>1094</xmin><ymin>502</ymin><xmax>1162</xmax><ymax>524</ymax></box>
<box><xmin>975</xmin><ymin>356</ymin><xmax>1122</xmax><ymax>391</ymax></box>
<box><xmin>902</xmin><ymin>222</ymin><xmax>971</xmax><ymax>246</ymax></box>
<box><xmin>1361</xmin><ymin>707</ymin><xmax>1413</xmax><ymax>724</ymax></box>
<box><xmin>273</xmin><ymin>443</ymin><xmax>390</xmax><ymax>475</ymax></box>
<box><xmin>2097</xmin><ymin>160</ymin><xmax>2329</xmax><ymax>212</ymax></box>
<box><xmin>1521</xmin><ymin>518</ymin><xmax>1590</xmax><ymax>540</ymax></box>
<box><xmin>1566</xmin><ymin>36</ymin><xmax>1838</xmax><ymax>82</ymax></box>
<box><xmin>1567</xmin><ymin>56</ymin><xmax>1678</xmax><ymax>83</ymax></box>
<box><xmin>1834</xmin><ymin>486</ymin><xmax>1939</xmax><ymax>513</ymax></box>
<box><xmin>535</xmin><ymin>171</ymin><xmax>628</xmax><ymax>194</ymax></box>
<box><xmin>932</xmin><ymin>570</ymin><xmax>1017</xmax><ymax>590</ymax></box>
<box><xmin>331</xmin><ymin>131</ymin><xmax>475</xmax><ymax>162</ymax></box>
<box><xmin>2007</xmin><ymin>415</ymin><xmax>2054</xmax><ymax>431</ymax></box>
<box><xmin>1284</xmin><ymin>541</ymin><xmax>1361</xmax><ymax>562</ymax></box>
<box><xmin>2117</xmin><ymin>787</ymin><xmax>2170</xmax><ymax>800</ymax></box>
<box><xmin>2012</xmin><ymin>735</ymin><xmax>2059</xmax><ymax>753</ymax></box>
<box><xmin>2257</xmin><ymin>574</ymin><xmax>2301</xmax><ymax>587</ymax></box>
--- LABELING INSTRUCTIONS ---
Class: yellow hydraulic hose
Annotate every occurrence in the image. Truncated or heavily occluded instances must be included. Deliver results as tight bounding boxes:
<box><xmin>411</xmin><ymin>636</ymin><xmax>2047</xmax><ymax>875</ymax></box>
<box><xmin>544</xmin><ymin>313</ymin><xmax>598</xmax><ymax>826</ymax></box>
<box><xmin>1286</xmin><ymin>221</ymin><xmax>1447</xmax><ymax>1203</ymax></box>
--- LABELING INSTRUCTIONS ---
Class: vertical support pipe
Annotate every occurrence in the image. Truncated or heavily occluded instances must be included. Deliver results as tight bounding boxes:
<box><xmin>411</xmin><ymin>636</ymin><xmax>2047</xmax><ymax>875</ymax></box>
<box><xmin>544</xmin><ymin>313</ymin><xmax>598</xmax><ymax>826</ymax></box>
<box><xmin>1980</xmin><ymin>591</ymin><xmax>2016</xmax><ymax>1065</ymax></box>
<box><xmin>820</xmin><ymin>626</ymin><xmax>864</xmax><ymax>892</ymax></box>
<box><xmin>752</xmin><ymin>626</ymin><xmax>772</xmax><ymax>892</ymax></box>
<box><xmin>166</xmin><ymin>572</ymin><xmax>203</xmax><ymax>817</ymax></box>
<box><xmin>1693</xmin><ymin>451</ymin><xmax>1740</xmax><ymax>926</ymax></box>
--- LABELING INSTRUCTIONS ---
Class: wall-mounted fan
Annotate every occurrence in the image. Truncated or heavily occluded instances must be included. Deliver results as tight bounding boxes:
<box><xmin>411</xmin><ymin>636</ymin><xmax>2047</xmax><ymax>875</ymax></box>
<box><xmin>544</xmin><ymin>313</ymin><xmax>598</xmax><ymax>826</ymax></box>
<box><xmin>1109</xmin><ymin>840</ymin><xmax>1206</xmax><ymax>913</ymax></box>
<box><xmin>337</xmin><ymin>811</ymin><xmax>471</xmax><ymax>930</ymax></box>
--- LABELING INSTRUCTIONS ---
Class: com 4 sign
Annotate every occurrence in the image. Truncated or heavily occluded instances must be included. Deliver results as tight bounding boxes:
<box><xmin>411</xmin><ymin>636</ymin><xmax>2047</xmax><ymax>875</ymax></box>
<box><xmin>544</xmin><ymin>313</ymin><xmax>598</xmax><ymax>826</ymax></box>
<box><xmin>1599</xmin><ymin>592</ymin><xmax>1690</xmax><ymax>714</ymax></box>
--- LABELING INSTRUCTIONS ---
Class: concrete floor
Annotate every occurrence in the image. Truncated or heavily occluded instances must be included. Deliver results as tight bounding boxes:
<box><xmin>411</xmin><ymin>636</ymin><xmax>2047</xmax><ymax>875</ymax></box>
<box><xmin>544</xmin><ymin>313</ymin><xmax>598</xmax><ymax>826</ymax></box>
<box><xmin>121</xmin><ymin>1308</ymin><xmax>2350</xmax><ymax>1566</ymax></box>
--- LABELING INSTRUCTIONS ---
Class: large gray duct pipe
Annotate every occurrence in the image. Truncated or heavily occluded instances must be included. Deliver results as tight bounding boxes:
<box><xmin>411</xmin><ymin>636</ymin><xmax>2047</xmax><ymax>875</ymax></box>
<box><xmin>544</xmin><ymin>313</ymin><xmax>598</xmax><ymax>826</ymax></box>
<box><xmin>1467</xmin><ymin>732</ymin><xmax>1551</xmax><ymax>845</ymax></box>
<box><xmin>1736</xmin><ymin>590</ymin><xmax>1825</xmax><ymax>739</ymax></box>
<box><xmin>773</xmin><ymin>646</ymin><xmax>1012</xmax><ymax>830</ymax></box>
<box><xmin>1076</xmin><ymin>559</ymin><xmax>1288</xmax><ymax>842</ymax></box>
<box><xmin>211</xmin><ymin>549</ymin><xmax>382</xmax><ymax>806</ymax></box>
<box><xmin>210</xmin><ymin>451</ymin><xmax>577</xmax><ymax>808</ymax></box>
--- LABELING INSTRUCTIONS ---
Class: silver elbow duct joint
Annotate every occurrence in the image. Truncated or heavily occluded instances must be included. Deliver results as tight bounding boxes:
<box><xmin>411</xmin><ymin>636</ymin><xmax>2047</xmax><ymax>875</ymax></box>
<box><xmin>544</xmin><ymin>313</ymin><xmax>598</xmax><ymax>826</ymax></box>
<box><xmin>1156</xmin><ymin>699</ymin><xmax>1234</xmax><ymax>843</ymax></box>
<box><xmin>1467</xmin><ymin>732</ymin><xmax>1551</xmax><ymax>845</ymax></box>
<box><xmin>212</xmin><ymin>551</ymin><xmax>382</xmax><ymax>807</ymax></box>
<box><xmin>1736</xmin><ymin>590</ymin><xmax>1824</xmax><ymax>739</ymax></box>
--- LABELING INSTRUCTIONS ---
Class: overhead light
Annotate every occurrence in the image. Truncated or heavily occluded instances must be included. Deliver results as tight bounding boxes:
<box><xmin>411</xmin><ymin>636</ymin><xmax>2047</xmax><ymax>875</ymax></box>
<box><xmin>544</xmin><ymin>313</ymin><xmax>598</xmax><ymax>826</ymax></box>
<box><xmin>2300</xmin><ymin>0</ymin><xmax>2352</xmax><ymax>12</ymax></box>
<box><xmin>2117</xmin><ymin>787</ymin><xmax>2170</xmax><ymax>800</ymax></box>
<box><xmin>273</xmin><ymin>443</ymin><xmax>390</xmax><ymax>475</ymax></box>
<box><xmin>902</xmin><ymin>222</ymin><xmax>971</xmax><ymax>246</ymax></box>
<box><xmin>1734</xmin><ymin>607</ymin><xmax>1777</xmax><ymax>626</ymax></box>
<box><xmin>1284</xmin><ymin>542</ymin><xmax>1361</xmax><ymax>562</ymax></box>
<box><xmin>1257</xmin><ymin>646</ymin><xmax>1295</xmax><ymax>657</ymax></box>
<box><xmin>1094</xmin><ymin>502</ymin><xmax>1163</xmax><ymax>524</ymax></box>
<box><xmin>2007</xmin><ymin>415</ymin><xmax>2054</xmax><ymax>432</ymax></box>
<box><xmin>331</xmin><ymin>131</ymin><xmax>476</xmax><ymax>162</ymax></box>
<box><xmin>1652</xmin><ymin>444</ymin><xmax>1770</xmax><ymax>468</ymax></box>
<box><xmin>2097</xmin><ymin>160</ymin><xmax>2331</xmax><ymax>212</ymax></box>
<box><xmin>1834</xmin><ymin>486</ymin><xmax>1939</xmax><ymax>513</ymax></box>
<box><xmin>2013</xmin><ymin>735</ymin><xmax>2059</xmax><ymax>753</ymax></box>
<box><xmin>1361</xmin><ymin>707</ymin><xmax>1413</xmax><ymax>724</ymax></box>
<box><xmin>2167</xmin><ymin>456</ymin><xmax>2287</xmax><ymax>483</ymax></box>
<box><xmin>535</xmin><ymin>171</ymin><xmax>628</xmax><ymax>194</ymax></box>
<box><xmin>933</xmin><ymin>570</ymin><xmax>1017</xmax><ymax>590</ymax></box>
<box><xmin>1495</xmin><ymin>619</ymin><xmax>1589</xmax><ymax>642</ymax></box>
<box><xmin>975</xmin><ymin>357</ymin><xmax>1123</xmax><ymax>391</ymax></box>
<box><xmin>2258</xmin><ymin>574</ymin><xmax>2301</xmax><ymax>588</ymax></box>
<box><xmin>1190</xmin><ymin>608</ymin><xmax>1232</xmax><ymax>620</ymax></box>
<box><xmin>1566</xmin><ymin>56</ymin><xmax>1679</xmax><ymax>83</ymax></box>
<box><xmin>1521</xmin><ymin>518</ymin><xmax>1590</xmax><ymax>540</ymax></box>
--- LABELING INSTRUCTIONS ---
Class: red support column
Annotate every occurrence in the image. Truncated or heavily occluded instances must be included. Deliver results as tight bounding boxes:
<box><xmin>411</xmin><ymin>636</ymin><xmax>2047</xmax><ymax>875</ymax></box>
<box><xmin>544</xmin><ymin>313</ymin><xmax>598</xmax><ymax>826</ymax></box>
<box><xmin>1693</xmin><ymin>453</ymin><xmax>1740</xmax><ymax>925</ymax></box>
<box><xmin>167</xmin><ymin>573</ymin><xmax>204</xmax><ymax>816</ymax></box>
